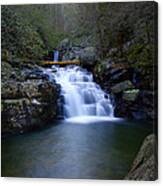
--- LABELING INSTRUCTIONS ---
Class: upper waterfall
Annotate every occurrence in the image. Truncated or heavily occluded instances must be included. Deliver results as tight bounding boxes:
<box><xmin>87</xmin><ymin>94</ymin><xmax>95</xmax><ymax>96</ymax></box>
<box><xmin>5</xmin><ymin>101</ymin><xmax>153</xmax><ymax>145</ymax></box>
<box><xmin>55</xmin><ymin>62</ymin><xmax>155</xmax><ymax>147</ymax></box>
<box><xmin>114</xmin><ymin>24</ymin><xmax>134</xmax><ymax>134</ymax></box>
<box><xmin>45</xmin><ymin>65</ymin><xmax>114</xmax><ymax>119</ymax></box>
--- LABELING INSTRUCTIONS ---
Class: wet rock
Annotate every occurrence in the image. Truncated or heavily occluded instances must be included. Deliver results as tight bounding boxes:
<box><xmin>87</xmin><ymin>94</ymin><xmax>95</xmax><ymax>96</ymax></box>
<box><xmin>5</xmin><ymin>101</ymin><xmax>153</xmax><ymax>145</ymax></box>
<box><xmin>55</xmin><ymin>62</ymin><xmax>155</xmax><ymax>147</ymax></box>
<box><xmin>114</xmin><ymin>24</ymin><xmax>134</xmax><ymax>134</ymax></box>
<box><xmin>111</xmin><ymin>80</ymin><xmax>134</xmax><ymax>93</ymax></box>
<box><xmin>125</xmin><ymin>134</ymin><xmax>157</xmax><ymax>181</ymax></box>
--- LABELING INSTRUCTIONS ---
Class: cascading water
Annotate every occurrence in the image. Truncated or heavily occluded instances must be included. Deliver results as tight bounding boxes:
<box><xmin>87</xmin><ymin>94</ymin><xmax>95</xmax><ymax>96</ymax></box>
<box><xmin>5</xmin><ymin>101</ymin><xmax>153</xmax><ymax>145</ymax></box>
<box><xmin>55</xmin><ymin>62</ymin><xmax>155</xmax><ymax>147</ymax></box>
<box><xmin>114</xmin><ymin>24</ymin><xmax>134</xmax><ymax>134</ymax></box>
<box><xmin>45</xmin><ymin>65</ymin><xmax>115</xmax><ymax>121</ymax></box>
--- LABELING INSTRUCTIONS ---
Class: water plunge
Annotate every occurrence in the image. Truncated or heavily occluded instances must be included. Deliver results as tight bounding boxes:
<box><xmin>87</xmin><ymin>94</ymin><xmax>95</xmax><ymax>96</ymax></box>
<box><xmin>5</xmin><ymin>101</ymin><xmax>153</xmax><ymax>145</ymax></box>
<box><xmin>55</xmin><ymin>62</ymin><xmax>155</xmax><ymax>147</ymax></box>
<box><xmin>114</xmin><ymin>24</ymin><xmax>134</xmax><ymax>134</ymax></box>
<box><xmin>45</xmin><ymin>65</ymin><xmax>114</xmax><ymax>120</ymax></box>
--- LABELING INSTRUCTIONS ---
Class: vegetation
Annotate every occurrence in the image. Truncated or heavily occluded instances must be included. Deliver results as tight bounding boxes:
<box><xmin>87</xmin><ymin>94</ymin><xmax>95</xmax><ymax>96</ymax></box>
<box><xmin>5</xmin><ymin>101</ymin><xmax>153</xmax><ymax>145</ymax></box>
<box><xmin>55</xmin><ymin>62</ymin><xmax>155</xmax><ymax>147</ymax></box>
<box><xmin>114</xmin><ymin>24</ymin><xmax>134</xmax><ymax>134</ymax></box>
<box><xmin>1</xmin><ymin>6</ymin><xmax>44</xmax><ymax>60</ymax></box>
<box><xmin>1</xmin><ymin>2</ymin><xmax>156</xmax><ymax>66</ymax></box>
<box><xmin>1</xmin><ymin>5</ymin><xmax>68</xmax><ymax>61</ymax></box>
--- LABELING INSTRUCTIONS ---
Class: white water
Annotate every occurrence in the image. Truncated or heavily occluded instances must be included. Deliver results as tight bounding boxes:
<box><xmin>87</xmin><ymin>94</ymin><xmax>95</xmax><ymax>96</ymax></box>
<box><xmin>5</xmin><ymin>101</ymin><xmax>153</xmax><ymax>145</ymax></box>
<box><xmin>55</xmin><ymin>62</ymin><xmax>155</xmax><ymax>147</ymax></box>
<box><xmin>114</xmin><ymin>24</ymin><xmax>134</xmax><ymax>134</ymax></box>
<box><xmin>45</xmin><ymin>66</ymin><xmax>115</xmax><ymax>120</ymax></box>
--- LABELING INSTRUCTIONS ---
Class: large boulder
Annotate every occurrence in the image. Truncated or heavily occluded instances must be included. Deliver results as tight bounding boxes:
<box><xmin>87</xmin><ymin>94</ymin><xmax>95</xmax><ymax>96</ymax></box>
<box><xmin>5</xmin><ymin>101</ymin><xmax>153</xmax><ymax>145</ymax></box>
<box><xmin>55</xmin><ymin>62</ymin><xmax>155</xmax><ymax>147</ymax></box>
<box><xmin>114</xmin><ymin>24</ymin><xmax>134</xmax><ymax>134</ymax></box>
<box><xmin>79</xmin><ymin>47</ymin><xmax>97</xmax><ymax>67</ymax></box>
<box><xmin>125</xmin><ymin>134</ymin><xmax>157</xmax><ymax>181</ymax></box>
<box><xmin>111</xmin><ymin>80</ymin><xmax>134</xmax><ymax>93</ymax></box>
<box><xmin>114</xmin><ymin>89</ymin><xmax>155</xmax><ymax>120</ymax></box>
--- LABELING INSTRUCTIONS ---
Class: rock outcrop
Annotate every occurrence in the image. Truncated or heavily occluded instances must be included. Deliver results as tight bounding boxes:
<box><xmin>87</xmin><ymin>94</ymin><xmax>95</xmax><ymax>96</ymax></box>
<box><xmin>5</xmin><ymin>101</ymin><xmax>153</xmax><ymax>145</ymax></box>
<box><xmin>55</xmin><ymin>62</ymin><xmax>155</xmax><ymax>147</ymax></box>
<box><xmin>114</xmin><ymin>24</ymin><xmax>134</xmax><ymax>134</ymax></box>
<box><xmin>1</xmin><ymin>62</ymin><xmax>60</xmax><ymax>136</ymax></box>
<box><xmin>58</xmin><ymin>39</ymin><xmax>98</xmax><ymax>68</ymax></box>
<box><xmin>79</xmin><ymin>47</ymin><xmax>97</xmax><ymax>67</ymax></box>
<box><xmin>93</xmin><ymin>42</ymin><xmax>156</xmax><ymax>120</ymax></box>
<box><xmin>125</xmin><ymin>134</ymin><xmax>158</xmax><ymax>181</ymax></box>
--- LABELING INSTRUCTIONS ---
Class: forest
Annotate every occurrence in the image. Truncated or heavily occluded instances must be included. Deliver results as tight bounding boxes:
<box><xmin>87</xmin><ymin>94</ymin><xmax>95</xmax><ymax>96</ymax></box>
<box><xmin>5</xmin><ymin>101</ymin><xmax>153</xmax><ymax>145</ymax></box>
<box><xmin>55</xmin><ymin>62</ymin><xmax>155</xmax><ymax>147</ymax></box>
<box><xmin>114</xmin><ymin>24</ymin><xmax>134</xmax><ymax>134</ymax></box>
<box><xmin>1</xmin><ymin>2</ymin><xmax>157</xmax><ymax>181</ymax></box>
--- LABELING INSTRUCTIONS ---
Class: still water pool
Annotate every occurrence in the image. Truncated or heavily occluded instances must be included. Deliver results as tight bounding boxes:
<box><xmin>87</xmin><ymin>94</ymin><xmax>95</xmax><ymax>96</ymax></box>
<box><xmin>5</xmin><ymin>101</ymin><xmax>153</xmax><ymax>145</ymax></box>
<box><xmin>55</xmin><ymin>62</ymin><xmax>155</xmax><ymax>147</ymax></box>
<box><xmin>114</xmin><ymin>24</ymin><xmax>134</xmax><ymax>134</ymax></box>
<box><xmin>2</xmin><ymin>118</ymin><xmax>152</xmax><ymax>179</ymax></box>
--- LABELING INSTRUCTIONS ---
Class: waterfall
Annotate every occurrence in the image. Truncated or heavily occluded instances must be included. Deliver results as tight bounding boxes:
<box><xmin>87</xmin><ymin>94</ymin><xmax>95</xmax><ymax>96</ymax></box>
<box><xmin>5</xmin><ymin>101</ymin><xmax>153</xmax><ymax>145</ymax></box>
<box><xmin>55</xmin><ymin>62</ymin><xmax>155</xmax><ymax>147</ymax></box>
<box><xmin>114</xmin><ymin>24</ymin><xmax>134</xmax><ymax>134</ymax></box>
<box><xmin>54</xmin><ymin>51</ymin><xmax>59</xmax><ymax>61</ymax></box>
<box><xmin>45</xmin><ymin>65</ymin><xmax>115</xmax><ymax>121</ymax></box>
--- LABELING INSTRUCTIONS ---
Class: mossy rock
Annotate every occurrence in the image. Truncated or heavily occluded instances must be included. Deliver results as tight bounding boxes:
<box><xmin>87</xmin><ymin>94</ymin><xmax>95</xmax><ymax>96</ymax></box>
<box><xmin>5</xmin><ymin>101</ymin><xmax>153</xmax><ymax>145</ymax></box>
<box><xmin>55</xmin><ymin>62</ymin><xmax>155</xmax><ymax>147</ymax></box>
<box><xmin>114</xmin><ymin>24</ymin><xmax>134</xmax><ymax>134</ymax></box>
<box><xmin>123</xmin><ymin>89</ymin><xmax>140</xmax><ymax>101</ymax></box>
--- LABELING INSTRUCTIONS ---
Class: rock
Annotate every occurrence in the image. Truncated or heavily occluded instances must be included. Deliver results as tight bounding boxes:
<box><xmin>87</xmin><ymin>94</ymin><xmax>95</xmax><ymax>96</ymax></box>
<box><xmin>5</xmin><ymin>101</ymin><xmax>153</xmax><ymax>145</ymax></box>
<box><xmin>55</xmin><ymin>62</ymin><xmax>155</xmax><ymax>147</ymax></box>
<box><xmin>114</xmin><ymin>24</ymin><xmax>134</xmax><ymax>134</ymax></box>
<box><xmin>125</xmin><ymin>134</ymin><xmax>157</xmax><ymax>181</ymax></box>
<box><xmin>108</xmin><ymin>67</ymin><xmax>133</xmax><ymax>84</ymax></box>
<box><xmin>123</xmin><ymin>89</ymin><xmax>140</xmax><ymax>101</ymax></box>
<box><xmin>111</xmin><ymin>80</ymin><xmax>134</xmax><ymax>93</ymax></box>
<box><xmin>79</xmin><ymin>47</ymin><xmax>97</xmax><ymax>67</ymax></box>
<box><xmin>71</xmin><ymin>46</ymin><xmax>81</xmax><ymax>51</ymax></box>
<box><xmin>24</xmin><ymin>69</ymin><xmax>49</xmax><ymax>80</ymax></box>
<box><xmin>58</xmin><ymin>38</ymin><xmax>72</xmax><ymax>49</ymax></box>
<box><xmin>1</xmin><ymin>81</ymin><xmax>40</xmax><ymax>99</ymax></box>
<box><xmin>93</xmin><ymin>57</ymin><xmax>155</xmax><ymax>120</ymax></box>
<box><xmin>131</xmin><ymin>111</ymin><xmax>148</xmax><ymax>120</ymax></box>
<box><xmin>1</xmin><ymin>79</ymin><xmax>60</xmax><ymax>136</ymax></box>
<box><xmin>1</xmin><ymin>98</ymin><xmax>31</xmax><ymax>134</ymax></box>
<box><xmin>114</xmin><ymin>89</ymin><xmax>155</xmax><ymax>120</ymax></box>
<box><xmin>135</xmin><ymin>90</ymin><xmax>155</xmax><ymax>120</ymax></box>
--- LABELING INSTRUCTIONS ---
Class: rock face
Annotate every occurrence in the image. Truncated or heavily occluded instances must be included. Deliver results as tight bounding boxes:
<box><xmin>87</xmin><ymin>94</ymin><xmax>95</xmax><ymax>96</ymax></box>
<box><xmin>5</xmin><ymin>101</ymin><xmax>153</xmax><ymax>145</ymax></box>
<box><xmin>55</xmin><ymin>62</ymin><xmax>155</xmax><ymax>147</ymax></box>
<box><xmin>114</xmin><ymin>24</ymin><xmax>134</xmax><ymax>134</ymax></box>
<box><xmin>94</xmin><ymin>47</ymin><xmax>156</xmax><ymax>120</ymax></box>
<box><xmin>57</xmin><ymin>37</ymin><xmax>156</xmax><ymax>121</ymax></box>
<box><xmin>1</xmin><ymin>62</ymin><xmax>60</xmax><ymax>136</ymax></box>
<box><xmin>58</xmin><ymin>39</ymin><xmax>98</xmax><ymax>68</ymax></box>
<box><xmin>125</xmin><ymin>134</ymin><xmax>158</xmax><ymax>181</ymax></box>
<box><xmin>79</xmin><ymin>47</ymin><xmax>97</xmax><ymax>67</ymax></box>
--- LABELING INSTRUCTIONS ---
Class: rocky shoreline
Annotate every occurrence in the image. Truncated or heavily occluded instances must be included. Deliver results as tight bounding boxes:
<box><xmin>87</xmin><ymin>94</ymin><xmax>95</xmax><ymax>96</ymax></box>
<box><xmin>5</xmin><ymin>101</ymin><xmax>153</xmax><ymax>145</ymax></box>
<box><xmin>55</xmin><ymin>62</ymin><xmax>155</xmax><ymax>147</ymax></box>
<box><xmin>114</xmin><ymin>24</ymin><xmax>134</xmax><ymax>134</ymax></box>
<box><xmin>1</xmin><ymin>61</ymin><xmax>60</xmax><ymax>137</ymax></box>
<box><xmin>125</xmin><ymin>134</ymin><xmax>157</xmax><ymax>180</ymax></box>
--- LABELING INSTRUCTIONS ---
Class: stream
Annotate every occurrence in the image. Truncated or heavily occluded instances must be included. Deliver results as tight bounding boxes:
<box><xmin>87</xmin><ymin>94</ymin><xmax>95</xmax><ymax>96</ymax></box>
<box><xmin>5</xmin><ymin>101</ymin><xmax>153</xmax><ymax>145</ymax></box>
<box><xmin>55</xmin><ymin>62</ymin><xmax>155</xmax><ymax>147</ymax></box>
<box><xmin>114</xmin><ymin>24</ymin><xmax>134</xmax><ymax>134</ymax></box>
<box><xmin>1</xmin><ymin>65</ymin><xmax>152</xmax><ymax>179</ymax></box>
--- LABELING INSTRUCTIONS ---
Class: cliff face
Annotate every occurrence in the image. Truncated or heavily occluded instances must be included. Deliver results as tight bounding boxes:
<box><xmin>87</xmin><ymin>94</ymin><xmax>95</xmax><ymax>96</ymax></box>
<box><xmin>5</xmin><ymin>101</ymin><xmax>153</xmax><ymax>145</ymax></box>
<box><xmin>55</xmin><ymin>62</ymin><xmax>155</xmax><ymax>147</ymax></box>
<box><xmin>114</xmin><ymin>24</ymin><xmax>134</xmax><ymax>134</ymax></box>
<box><xmin>1</xmin><ymin>62</ymin><xmax>60</xmax><ymax>136</ymax></box>
<box><xmin>125</xmin><ymin>134</ymin><xmax>158</xmax><ymax>181</ymax></box>
<box><xmin>93</xmin><ymin>52</ymin><xmax>156</xmax><ymax>121</ymax></box>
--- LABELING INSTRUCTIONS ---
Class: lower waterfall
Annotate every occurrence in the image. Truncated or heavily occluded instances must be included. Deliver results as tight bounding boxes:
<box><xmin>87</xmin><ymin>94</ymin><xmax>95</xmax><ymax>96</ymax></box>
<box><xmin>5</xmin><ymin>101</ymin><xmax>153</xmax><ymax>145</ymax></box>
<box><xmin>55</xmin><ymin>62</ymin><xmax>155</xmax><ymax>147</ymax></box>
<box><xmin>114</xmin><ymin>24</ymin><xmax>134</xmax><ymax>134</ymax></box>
<box><xmin>45</xmin><ymin>65</ymin><xmax>115</xmax><ymax>121</ymax></box>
